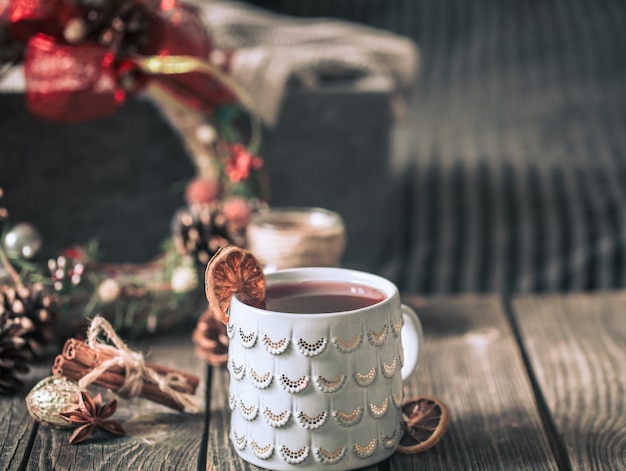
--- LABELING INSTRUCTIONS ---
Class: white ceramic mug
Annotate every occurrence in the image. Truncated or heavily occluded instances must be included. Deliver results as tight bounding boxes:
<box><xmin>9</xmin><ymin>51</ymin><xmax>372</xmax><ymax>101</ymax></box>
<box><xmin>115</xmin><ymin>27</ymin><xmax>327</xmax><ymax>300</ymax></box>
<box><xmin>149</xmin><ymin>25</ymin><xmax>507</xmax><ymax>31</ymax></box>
<box><xmin>227</xmin><ymin>267</ymin><xmax>423</xmax><ymax>470</ymax></box>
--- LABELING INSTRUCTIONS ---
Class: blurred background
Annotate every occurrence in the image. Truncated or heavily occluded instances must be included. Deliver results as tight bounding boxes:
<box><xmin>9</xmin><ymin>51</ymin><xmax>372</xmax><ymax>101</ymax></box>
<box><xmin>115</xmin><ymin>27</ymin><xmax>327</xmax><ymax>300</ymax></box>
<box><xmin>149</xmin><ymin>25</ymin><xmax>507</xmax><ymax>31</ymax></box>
<box><xmin>1</xmin><ymin>0</ymin><xmax>625</xmax><ymax>295</ymax></box>
<box><xmin>238</xmin><ymin>0</ymin><xmax>626</xmax><ymax>295</ymax></box>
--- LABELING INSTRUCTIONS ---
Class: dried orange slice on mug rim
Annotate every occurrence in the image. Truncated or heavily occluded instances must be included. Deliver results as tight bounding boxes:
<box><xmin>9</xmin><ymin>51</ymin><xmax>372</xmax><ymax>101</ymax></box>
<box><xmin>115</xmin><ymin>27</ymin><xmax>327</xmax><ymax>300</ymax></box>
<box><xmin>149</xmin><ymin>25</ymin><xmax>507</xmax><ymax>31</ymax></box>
<box><xmin>205</xmin><ymin>245</ymin><xmax>266</xmax><ymax>324</ymax></box>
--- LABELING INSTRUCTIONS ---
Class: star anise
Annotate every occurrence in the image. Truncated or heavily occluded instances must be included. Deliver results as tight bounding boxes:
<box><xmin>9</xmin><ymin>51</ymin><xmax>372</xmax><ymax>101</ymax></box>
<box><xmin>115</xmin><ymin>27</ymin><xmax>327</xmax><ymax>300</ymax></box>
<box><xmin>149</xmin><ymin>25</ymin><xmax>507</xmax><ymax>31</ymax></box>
<box><xmin>59</xmin><ymin>391</ymin><xmax>125</xmax><ymax>444</ymax></box>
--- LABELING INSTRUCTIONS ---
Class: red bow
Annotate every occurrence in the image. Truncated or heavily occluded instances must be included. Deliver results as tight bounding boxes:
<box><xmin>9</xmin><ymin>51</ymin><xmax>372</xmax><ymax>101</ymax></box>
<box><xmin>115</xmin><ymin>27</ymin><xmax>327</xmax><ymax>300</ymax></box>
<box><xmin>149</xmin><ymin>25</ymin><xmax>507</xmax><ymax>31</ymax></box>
<box><xmin>1</xmin><ymin>0</ymin><xmax>234</xmax><ymax>122</ymax></box>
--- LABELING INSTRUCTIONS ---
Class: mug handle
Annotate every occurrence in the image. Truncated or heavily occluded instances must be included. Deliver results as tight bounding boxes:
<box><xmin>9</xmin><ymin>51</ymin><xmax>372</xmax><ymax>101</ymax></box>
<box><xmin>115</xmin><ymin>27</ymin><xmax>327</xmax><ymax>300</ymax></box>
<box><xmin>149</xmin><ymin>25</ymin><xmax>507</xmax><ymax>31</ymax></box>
<box><xmin>400</xmin><ymin>304</ymin><xmax>423</xmax><ymax>381</ymax></box>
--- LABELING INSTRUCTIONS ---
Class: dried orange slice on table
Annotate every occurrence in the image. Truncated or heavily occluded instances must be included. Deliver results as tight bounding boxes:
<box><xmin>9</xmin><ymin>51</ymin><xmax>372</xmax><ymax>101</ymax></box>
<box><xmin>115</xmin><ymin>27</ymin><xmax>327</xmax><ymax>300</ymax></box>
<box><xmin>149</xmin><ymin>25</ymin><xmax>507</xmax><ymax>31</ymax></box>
<box><xmin>397</xmin><ymin>395</ymin><xmax>450</xmax><ymax>454</ymax></box>
<box><xmin>205</xmin><ymin>245</ymin><xmax>266</xmax><ymax>324</ymax></box>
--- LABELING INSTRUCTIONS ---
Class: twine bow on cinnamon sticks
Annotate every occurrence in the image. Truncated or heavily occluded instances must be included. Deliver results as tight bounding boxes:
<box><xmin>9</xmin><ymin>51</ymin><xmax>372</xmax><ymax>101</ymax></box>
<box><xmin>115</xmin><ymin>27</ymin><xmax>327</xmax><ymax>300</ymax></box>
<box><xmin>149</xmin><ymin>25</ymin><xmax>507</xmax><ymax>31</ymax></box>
<box><xmin>53</xmin><ymin>316</ymin><xmax>201</xmax><ymax>413</ymax></box>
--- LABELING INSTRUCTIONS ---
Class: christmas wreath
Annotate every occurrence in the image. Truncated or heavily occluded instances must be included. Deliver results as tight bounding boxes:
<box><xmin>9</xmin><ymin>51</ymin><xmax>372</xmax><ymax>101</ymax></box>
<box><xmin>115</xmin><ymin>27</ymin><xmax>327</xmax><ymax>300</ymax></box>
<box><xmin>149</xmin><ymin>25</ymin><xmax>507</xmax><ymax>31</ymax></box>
<box><xmin>0</xmin><ymin>0</ymin><xmax>268</xmax><ymax>393</ymax></box>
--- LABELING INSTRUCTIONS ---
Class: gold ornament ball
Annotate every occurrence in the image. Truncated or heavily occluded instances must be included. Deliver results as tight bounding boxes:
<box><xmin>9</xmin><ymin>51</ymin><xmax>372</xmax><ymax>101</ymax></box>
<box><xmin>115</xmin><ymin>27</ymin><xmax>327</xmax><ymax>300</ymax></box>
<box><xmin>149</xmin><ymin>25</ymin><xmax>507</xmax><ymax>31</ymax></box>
<box><xmin>25</xmin><ymin>376</ymin><xmax>81</xmax><ymax>428</ymax></box>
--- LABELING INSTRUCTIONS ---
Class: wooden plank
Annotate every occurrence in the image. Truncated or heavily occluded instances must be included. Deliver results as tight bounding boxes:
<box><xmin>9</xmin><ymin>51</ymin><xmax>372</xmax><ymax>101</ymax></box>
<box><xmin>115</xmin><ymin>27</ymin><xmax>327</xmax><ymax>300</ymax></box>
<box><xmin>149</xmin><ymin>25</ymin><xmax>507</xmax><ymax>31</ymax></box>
<box><xmin>25</xmin><ymin>334</ymin><xmax>206</xmax><ymax>471</ymax></box>
<box><xmin>205</xmin><ymin>295</ymin><xmax>557</xmax><ymax>470</ymax></box>
<box><xmin>386</xmin><ymin>295</ymin><xmax>558</xmax><ymax>470</ymax></box>
<box><xmin>512</xmin><ymin>293</ymin><xmax>626</xmax><ymax>470</ymax></box>
<box><xmin>0</xmin><ymin>363</ymin><xmax>49</xmax><ymax>470</ymax></box>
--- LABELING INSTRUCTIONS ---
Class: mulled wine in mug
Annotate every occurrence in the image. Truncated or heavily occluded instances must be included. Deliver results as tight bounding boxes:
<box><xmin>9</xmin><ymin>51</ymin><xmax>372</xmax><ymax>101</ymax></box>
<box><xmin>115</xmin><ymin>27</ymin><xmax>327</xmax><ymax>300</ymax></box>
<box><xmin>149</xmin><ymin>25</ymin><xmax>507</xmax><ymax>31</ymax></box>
<box><xmin>227</xmin><ymin>267</ymin><xmax>423</xmax><ymax>470</ymax></box>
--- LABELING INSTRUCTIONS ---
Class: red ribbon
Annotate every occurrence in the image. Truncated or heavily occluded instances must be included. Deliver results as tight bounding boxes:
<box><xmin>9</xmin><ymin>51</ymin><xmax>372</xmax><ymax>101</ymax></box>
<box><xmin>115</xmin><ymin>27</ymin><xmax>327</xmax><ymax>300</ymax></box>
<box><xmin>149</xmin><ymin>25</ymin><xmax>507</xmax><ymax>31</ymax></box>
<box><xmin>5</xmin><ymin>0</ymin><xmax>70</xmax><ymax>40</ymax></box>
<box><xmin>3</xmin><ymin>0</ymin><xmax>234</xmax><ymax>122</ymax></box>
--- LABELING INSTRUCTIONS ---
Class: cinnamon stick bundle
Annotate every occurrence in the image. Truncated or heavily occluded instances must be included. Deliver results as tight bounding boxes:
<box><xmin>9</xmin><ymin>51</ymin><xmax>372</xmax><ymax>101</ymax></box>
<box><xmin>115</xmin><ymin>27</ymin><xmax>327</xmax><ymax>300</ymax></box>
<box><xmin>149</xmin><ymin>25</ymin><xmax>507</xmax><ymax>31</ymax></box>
<box><xmin>52</xmin><ymin>338</ymin><xmax>200</xmax><ymax>412</ymax></box>
<box><xmin>62</xmin><ymin>339</ymin><xmax>199</xmax><ymax>392</ymax></box>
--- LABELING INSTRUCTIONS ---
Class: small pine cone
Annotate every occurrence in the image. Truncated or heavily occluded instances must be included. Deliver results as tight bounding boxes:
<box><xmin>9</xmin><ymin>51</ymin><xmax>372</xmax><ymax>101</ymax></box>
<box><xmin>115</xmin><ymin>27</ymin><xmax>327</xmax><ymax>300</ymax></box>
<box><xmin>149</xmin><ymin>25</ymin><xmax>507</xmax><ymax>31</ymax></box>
<box><xmin>0</xmin><ymin>283</ymin><xmax>58</xmax><ymax>356</ymax></box>
<box><xmin>0</xmin><ymin>310</ymin><xmax>33</xmax><ymax>395</ymax></box>
<box><xmin>172</xmin><ymin>206</ymin><xmax>245</xmax><ymax>265</ymax></box>
<box><xmin>73</xmin><ymin>0</ymin><xmax>151</xmax><ymax>55</ymax></box>
<box><xmin>212</xmin><ymin>207</ymin><xmax>247</xmax><ymax>248</ymax></box>
<box><xmin>192</xmin><ymin>309</ymin><xmax>229</xmax><ymax>367</ymax></box>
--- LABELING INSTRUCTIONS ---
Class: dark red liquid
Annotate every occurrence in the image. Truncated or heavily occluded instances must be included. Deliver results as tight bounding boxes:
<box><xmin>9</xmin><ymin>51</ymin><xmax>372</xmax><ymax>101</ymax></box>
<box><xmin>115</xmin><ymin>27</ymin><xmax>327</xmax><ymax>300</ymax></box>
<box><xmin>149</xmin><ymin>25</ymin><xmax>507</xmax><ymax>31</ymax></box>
<box><xmin>264</xmin><ymin>280</ymin><xmax>386</xmax><ymax>314</ymax></box>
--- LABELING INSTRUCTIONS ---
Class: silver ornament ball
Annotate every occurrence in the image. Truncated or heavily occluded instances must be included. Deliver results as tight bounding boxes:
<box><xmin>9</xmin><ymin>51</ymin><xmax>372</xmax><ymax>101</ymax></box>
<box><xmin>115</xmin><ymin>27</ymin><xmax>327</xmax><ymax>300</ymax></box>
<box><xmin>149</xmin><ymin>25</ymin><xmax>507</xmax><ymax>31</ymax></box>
<box><xmin>25</xmin><ymin>376</ymin><xmax>81</xmax><ymax>428</ymax></box>
<box><xmin>2</xmin><ymin>222</ymin><xmax>43</xmax><ymax>259</ymax></box>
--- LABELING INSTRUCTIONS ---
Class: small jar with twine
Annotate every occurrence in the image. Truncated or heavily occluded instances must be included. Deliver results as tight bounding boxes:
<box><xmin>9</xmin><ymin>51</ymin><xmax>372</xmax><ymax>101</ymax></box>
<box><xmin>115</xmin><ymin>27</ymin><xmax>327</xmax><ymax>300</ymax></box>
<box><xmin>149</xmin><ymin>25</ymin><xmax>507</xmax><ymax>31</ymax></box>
<box><xmin>246</xmin><ymin>207</ymin><xmax>346</xmax><ymax>271</ymax></box>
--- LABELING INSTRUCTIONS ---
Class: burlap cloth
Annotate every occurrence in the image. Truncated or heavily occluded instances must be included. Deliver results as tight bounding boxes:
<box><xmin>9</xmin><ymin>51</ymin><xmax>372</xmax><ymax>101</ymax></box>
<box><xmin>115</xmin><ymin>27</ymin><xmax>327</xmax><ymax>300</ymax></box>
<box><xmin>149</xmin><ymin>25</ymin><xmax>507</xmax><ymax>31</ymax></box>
<box><xmin>196</xmin><ymin>0</ymin><xmax>418</xmax><ymax>126</ymax></box>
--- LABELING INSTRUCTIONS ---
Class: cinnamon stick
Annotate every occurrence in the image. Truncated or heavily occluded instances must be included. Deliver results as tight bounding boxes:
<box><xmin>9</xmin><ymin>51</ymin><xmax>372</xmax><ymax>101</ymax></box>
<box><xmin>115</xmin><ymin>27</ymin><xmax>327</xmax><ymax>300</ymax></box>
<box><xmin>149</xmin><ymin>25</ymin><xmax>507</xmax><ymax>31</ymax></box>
<box><xmin>52</xmin><ymin>356</ymin><xmax>194</xmax><ymax>412</ymax></box>
<box><xmin>62</xmin><ymin>339</ymin><xmax>199</xmax><ymax>392</ymax></box>
<box><xmin>59</xmin><ymin>350</ymin><xmax>195</xmax><ymax>397</ymax></box>
<box><xmin>54</xmin><ymin>355</ymin><xmax>196</xmax><ymax>399</ymax></box>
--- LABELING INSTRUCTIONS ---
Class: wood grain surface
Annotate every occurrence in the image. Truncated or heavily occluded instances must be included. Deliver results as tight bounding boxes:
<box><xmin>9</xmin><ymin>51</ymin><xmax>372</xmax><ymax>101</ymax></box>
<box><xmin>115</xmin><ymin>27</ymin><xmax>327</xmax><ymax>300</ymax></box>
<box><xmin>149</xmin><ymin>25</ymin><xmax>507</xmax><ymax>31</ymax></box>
<box><xmin>8</xmin><ymin>294</ymin><xmax>620</xmax><ymax>470</ymax></box>
<box><xmin>512</xmin><ymin>293</ymin><xmax>626</xmax><ymax>470</ymax></box>
<box><xmin>0</xmin><ymin>363</ymin><xmax>49</xmax><ymax>471</ymax></box>
<box><xmin>0</xmin><ymin>334</ymin><xmax>206</xmax><ymax>471</ymax></box>
<box><xmin>387</xmin><ymin>295</ymin><xmax>557</xmax><ymax>471</ymax></box>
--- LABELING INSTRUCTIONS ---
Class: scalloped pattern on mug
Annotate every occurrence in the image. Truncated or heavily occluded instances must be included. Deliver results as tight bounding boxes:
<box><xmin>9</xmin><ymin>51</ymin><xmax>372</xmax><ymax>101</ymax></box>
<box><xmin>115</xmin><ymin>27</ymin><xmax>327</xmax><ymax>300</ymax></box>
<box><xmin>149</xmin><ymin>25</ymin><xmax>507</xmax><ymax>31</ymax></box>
<box><xmin>226</xmin><ymin>322</ymin><xmax>236</xmax><ymax>339</ymax></box>
<box><xmin>296</xmin><ymin>337</ymin><xmax>328</xmax><ymax>356</ymax></box>
<box><xmin>262</xmin><ymin>334</ymin><xmax>290</xmax><ymax>355</ymax></box>
<box><xmin>239</xmin><ymin>327</ymin><xmax>258</xmax><ymax>348</ymax></box>
<box><xmin>333</xmin><ymin>406</ymin><xmax>363</xmax><ymax>427</ymax></box>
<box><xmin>392</xmin><ymin>391</ymin><xmax>404</xmax><ymax>409</ymax></box>
<box><xmin>382</xmin><ymin>425</ymin><xmax>400</xmax><ymax>449</ymax></box>
<box><xmin>251</xmin><ymin>439</ymin><xmax>274</xmax><ymax>459</ymax></box>
<box><xmin>230</xmin><ymin>359</ymin><xmax>245</xmax><ymax>380</ymax></box>
<box><xmin>239</xmin><ymin>400</ymin><xmax>259</xmax><ymax>421</ymax></box>
<box><xmin>263</xmin><ymin>407</ymin><xmax>291</xmax><ymax>428</ymax></box>
<box><xmin>279</xmin><ymin>445</ymin><xmax>309</xmax><ymax>465</ymax></box>
<box><xmin>232</xmin><ymin>430</ymin><xmax>247</xmax><ymax>450</ymax></box>
<box><xmin>250</xmin><ymin>368</ymin><xmax>273</xmax><ymax>389</ymax></box>
<box><xmin>382</xmin><ymin>357</ymin><xmax>398</xmax><ymax>378</ymax></box>
<box><xmin>228</xmin><ymin>393</ymin><xmax>237</xmax><ymax>411</ymax></box>
<box><xmin>354</xmin><ymin>366</ymin><xmax>377</xmax><ymax>387</ymax></box>
<box><xmin>279</xmin><ymin>374</ymin><xmax>309</xmax><ymax>393</ymax></box>
<box><xmin>354</xmin><ymin>438</ymin><xmax>378</xmax><ymax>459</ymax></box>
<box><xmin>368</xmin><ymin>397</ymin><xmax>389</xmax><ymax>418</ymax></box>
<box><xmin>314</xmin><ymin>446</ymin><xmax>347</xmax><ymax>465</ymax></box>
<box><xmin>391</xmin><ymin>320</ymin><xmax>403</xmax><ymax>338</ymax></box>
<box><xmin>398</xmin><ymin>344</ymin><xmax>405</xmax><ymax>367</ymax></box>
<box><xmin>314</xmin><ymin>374</ymin><xmax>347</xmax><ymax>393</ymax></box>
<box><xmin>367</xmin><ymin>325</ymin><xmax>388</xmax><ymax>347</ymax></box>
<box><xmin>296</xmin><ymin>410</ymin><xmax>328</xmax><ymax>430</ymax></box>
<box><xmin>332</xmin><ymin>333</ymin><xmax>362</xmax><ymax>354</ymax></box>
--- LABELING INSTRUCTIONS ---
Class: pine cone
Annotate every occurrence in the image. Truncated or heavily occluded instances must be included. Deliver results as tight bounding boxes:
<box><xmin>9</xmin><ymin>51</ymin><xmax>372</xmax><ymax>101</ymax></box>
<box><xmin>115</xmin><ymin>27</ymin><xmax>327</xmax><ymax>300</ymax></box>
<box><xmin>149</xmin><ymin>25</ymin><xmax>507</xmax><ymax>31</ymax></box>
<box><xmin>192</xmin><ymin>308</ymin><xmax>229</xmax><ymax>367</ymax></box>
<box><xmin>172</xmin><ymin>206</ymin><xmax>246</xmax><ymax>265</ymax></box>
<box><xmin>0</xmin><ymin>309</ymin><xmax>33</xmax><ymax>395</ymax></box>
<box><xmin>68</xmin><ymin>0</ymin><xmax>151</xmax><ymax>57</ymax></box>
<box><xmin>0</xmin><ymin>283</ymin><xmax>58</xmax><ymax>356</ymax></box>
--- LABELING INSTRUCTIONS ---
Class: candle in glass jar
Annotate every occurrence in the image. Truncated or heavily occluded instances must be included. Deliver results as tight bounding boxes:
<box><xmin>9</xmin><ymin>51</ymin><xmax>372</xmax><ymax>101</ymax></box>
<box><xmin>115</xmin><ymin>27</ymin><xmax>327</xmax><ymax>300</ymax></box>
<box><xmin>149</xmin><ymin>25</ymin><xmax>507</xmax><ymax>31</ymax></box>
<box><xmin>246</xmin><ymin>207</ymin><xmax>346</xmax><ymax>271</ymax></box>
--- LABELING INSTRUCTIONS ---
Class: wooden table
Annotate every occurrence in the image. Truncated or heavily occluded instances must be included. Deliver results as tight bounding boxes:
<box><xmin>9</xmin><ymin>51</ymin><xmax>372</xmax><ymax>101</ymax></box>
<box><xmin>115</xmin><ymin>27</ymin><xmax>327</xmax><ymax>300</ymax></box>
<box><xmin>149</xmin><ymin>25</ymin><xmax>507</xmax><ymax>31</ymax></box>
<box><xmin>1</xmin><ymin>293</ymin><xmax>624</xmax><ymax>470</ymax></box>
